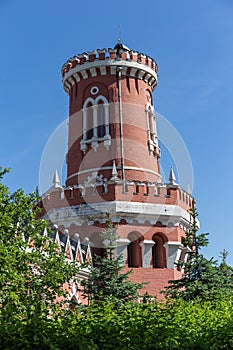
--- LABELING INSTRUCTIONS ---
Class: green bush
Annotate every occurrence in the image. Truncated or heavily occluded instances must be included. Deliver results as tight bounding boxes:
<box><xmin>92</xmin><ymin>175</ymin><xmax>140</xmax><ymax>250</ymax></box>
<box><xmin>1</xmin><ymin>297</ymin><xmax>233</xmax><ymax>349</ymax></box>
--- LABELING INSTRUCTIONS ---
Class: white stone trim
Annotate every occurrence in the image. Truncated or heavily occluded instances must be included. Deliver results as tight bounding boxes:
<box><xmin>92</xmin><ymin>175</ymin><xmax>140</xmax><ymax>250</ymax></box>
<box><xmin>90</xmin><ymin>68</ymin><xmax>97</xmax><ymax>77</ymax></box>
<box><xmin>164</xmin><ymin>241</ymin><xmax>182</xmax><ymax>268</ymax></box>
<box><xmin>148</xmin><ymin>77</ymin><xmax>156</xmax><ymax>87</ymax></box>
<box><xmin>137</xmin><ymin>70</ymin><xmax>145</xmax><ymax>80</ymax></box>
<box><xmin>45</xmin><ymin>201</ymin><xmax>194</xmax><ymax>229</ymax></box>
<box><xmin>124</xmin><ymin>166</ymin><xmax>161</xmax><ymax>178</ymax></box>
<box><xmin>144</xmin><ymin>73</ymin><xmax>151</xmax><ymax>83</ymax></box>
<box><xmin>67</xmin><ymin>76</ymin><xmax>75</xmax><ymax>86</ymax></box>
<box><xmin>140</xmin><ymin>240</ymin><xmax>155</xmax><ymax>268</ymax></box>
<box><xmin>95</xmin><ymin>95</ymin><xmax>108</xmax><ymax>104</ymax></box>
<box><xmin>64</xmin><ymin>81</ymin><xmax>71</xmax><ymax>91</ymax></box>
<box><xmin>73</xmin><ymin>72</ymin><xmax>80</xmax><ymax>82</ymax></box>
<box><xmin>130</xmin><ymin>67</ymin><xmax>137</xmax><ymax>77</ymax></box>
<box><xmin>83</xmin><ymin>97</ymin><xmax>95</xmax><ymax>108</ymax></box>
<box><xmin>80</xmin><ymin>70</ymin><xmax>88</xmax><ymax>79</ymax></box>
<box><xmin>63</xmin><ymin>59</ymin><xmax>157</xmax><ymax>80</ymax></box>
<box><xmin>104</xmin><ymin>103</ymin><xmax>110</xmax><ymax>136</ymax></box>
<box><xmin>116</xmin><ymin>238</ymin><xmax>130</xmax><ymax>264</ymax></box>
<box><xmin>81</xmin><ymin>95</ymin><xmax>110</xmax><ymax>151</ymax></box>
<box><xmin>121</xmin><ymin>66</ymin><xmax>128</xmax><ymax>75</ymax></box>
<box><xmin>66</xmin><ymin>166</ymin><xmax>161</xmax><ymax>180</ymax></box>
<box><xmin>99</xmin><ymin>66</ymin><xmax>107</xmax><ymax>75</ymax></box>
<box><xmin>63</xmin><ymin>59</ymin><xmax>158</xmax><ymax>92</ymax></box>
<box><xmin>110</xmin><ymin>66</ymin><xmax>117</xmax><ymax>75</ymax></box>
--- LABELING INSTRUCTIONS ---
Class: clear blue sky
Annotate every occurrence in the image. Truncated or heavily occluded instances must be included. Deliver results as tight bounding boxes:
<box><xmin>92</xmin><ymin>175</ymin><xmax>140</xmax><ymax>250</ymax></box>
<box><xmin>1</xmin><ymin>0</ymin><xmax>233</xmax><ymax>264</ymax></box>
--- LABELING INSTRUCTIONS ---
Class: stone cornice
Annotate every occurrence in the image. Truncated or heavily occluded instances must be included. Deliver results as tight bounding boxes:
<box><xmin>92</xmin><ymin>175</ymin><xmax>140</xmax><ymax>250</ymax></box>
<box><xmin>62</xmin><ymin>47</ymin><xmax>158</xmax><ymax>93</ymax></box>
<box><xmin>44</xmin><ymin>201</ymin><xmax>195</xmax><ymax>230</ymax></box>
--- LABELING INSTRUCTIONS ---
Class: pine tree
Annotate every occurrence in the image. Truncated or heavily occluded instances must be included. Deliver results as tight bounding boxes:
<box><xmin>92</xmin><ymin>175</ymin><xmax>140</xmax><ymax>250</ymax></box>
<box><xmin>165</xmin><ymin>203</ymin><xmax>233</xmax><ymax>301</ymax></box>
<box><xmin>80</xmin><ymin>216</ymin><xmax>144</xmax><ymax>304</ymax></box>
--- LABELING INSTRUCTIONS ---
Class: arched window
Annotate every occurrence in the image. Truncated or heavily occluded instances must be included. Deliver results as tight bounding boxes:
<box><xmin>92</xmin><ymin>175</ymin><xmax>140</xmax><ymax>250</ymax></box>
<box><xmin>127</xmin><ymin>232</ymin><xmax>142</xmax><ymax>268</ymax></box>
<box><xmin>152</xmin><ymin>233</ymin><xmax>167</xmax><ymax>268</ymax></box>
<box><xmin>81</xmin><ymin>95</ymin><xmax>110</xmax><ymax>152</ymax></box>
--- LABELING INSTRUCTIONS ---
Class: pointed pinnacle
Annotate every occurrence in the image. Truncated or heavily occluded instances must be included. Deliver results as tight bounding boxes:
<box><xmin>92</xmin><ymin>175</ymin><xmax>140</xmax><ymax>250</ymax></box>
<box><xmin>169</xmin><ymin>167</ymin><xmax>177</xmax><ymax>185</ymax></box>
<box><xmin>53</xmin><ymin>169</ymin><xmax>60</xmax><ymax>188</ymax></box>
<box><xmin>111</xmin><ymin>160</ymin><xmax>119</xmax><ymax>181</ymax></box>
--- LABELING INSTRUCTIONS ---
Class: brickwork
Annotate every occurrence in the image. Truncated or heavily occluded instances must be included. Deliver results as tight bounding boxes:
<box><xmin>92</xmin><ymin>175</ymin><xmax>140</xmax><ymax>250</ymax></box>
<box><xmin>39</xmin><ymin>43</ymin><xmax>194</xmax><ymax>298</ymax></box>
<box><xmin>125</xmin><ymin>267</ymin><xmax>182</xmax><ymax>299</ymax></box>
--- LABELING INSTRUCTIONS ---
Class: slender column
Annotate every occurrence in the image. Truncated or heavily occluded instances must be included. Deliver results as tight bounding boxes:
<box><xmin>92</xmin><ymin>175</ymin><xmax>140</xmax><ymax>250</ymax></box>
<box><xmin>164</xmin><ymin>242</ymin><xmax>182</xmax><ymax>268</ymax></box>
<box><xmin>116</xmin><ymin>238</ymin><xmax>130</xmax><ymax>265</ymax></box>
<box><xmin>82</xmin><ymin>108</ymin><xmax>87</xmax><ymax>140</ymax></box>
<box><xmin>139</xmin><ymin>240</ymin><xmax>155</xmax><ymax>268</ymax></box>
<box><xmin>151</xmin><ymin>110</ymin><xmax>158</xmax><ymax>145</ymax></box>
<box><xmin>92</xmin><ymin>105</ymin><xmax>98</xmax><ymax>137</ymax></box>
<box><xmin>145</xmin><ymin>108</ymin><xmax>151</xmax><ymax>141</ymax></box>
<box><xmin>103</xmin><ymin>103</ymin><xmax>110</xmax><ymax>136</ymax></box>
<box><xmin>149</xmin><ymin>111</ymin><xmax>155</xmax><ymax>142</ymax></box>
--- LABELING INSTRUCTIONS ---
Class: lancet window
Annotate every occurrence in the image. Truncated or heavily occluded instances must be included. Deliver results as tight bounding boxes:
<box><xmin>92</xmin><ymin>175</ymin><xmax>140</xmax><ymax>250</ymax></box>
<box><xmin>80</xmin><ymin>94</ymin><xmax>111</xmax><ymax>153</ymax></box>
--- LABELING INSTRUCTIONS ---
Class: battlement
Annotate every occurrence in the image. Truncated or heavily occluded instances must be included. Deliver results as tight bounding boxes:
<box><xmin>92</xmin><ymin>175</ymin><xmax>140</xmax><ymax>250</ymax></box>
<box><xmin>40</xmin><ymin>180</ymin><xmax>193</xmax><ymax>216</ymax></box>
<box><xmin>62</xmin><ymin>46</ymin><xmax>158</xmax><ymax>94</ymax></box>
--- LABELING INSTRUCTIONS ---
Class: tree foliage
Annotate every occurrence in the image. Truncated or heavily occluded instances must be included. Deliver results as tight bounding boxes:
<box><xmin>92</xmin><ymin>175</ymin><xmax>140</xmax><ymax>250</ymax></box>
<box><xmin>80</xmin><ymin>216</ymin><xmax>144</xmax><ymax>304</ymax></box>
<box><xmin>2</xmin><ymin>297</ymin><xmax>233</xmax><ymax>349</ymax></box>
<box><xmin>1</xmin><ymin>167</ymin><xmax>233</xmax><ymax>349</ymax></box>
<box><xmin>0</xmin><ymin>167</ymin><xmax>79</xmax><ymax>325</ymax></box>
<box><xmin>165</xmin><ymin>204</ymin><xmax>233</xmax><ymax>301</ymax></box>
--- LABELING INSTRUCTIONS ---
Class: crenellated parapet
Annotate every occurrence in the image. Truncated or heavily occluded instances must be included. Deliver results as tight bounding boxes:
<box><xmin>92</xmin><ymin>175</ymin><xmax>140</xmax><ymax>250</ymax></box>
<box><xmin>41</xmin><ymin>179</ymin><xmax>193</xmax><ymax>219</ymax></box>
<box><xmin>62</xmin><ymin>45</ymin><xmax>158</xmax><ymax>94</ymax></box>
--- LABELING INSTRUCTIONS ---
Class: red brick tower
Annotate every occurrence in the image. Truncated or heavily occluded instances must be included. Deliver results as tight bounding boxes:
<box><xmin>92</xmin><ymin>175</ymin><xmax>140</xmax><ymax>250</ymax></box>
<box><xmin>41</xmin><ymin>43</ymin><xmax>194</xmax><ymax>297</ymax></box>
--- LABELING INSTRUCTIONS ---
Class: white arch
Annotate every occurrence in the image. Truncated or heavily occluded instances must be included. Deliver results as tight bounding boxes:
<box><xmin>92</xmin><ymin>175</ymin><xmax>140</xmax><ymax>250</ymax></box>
<box><xmin>95</xmin><ymin>95</ymin><xmax>108</xmax><ymax>105</ymax></box>
<box><xmin>83</xmin><ymin>95</ymin><xmax>108</xmax><ymax>108</ymax></box>
<box><xmin>83</xmin><ymin>97</ymin><xmax>95</xmax><ymax>108</ymax></box>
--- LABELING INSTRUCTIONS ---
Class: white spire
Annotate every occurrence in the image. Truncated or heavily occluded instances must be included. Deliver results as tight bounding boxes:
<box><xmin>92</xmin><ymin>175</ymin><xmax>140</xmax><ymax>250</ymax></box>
<box><xmin>169</xmin><ymin>167</ymin><xmax>177</xmax><ymax>185</ymax></box>
<box><xmin>53</xmin><ymin>169</ymin><xmax>61</xmax><ymax>188</ymax></box>
<box><xmin>110</xmin><ymin>160</ymin><xmax>119</xmax><ymax>181</ymax></box>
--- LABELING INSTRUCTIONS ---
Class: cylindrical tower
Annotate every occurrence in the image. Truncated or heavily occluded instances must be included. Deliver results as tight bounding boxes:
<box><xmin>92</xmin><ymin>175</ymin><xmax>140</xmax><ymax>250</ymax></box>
<box><xmin>40</xmin><ymin>43</ymin><xmax>195</xmax><ymax>298</ymax></box>
<box><xmin>62</xmin><ymin>43</ymin><xmax>161</xmax><ymax>191</ymax></box>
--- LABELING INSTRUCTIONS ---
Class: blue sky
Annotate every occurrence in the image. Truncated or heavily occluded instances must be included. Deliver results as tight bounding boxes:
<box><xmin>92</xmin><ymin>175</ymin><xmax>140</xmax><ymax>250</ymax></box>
<box><xmin>1</xmin><ymin>0</ymin><xmax>233</xmax><ymax>264</ymax></box>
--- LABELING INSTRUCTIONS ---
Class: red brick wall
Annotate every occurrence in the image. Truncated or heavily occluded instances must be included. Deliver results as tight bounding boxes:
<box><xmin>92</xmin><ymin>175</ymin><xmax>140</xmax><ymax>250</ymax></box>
<box><xmin>124</xmin><ymin>267</ymin><xmax>182</xmax><ymax>299</ymax></box>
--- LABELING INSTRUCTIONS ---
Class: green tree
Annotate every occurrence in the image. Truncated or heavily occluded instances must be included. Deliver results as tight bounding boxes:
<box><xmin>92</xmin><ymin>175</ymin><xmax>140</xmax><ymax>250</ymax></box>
<box><xmin>165</xmin><ymin>204</ymin><xmax>233</xmax><ymax>301</ymax></box>
<box><xmin>0</xmin><ymin>167</ymin><xmax>79</xmax><ymax>325</ymax></box>
<box><xmin>81</xmin><ymin>216</ymin><xmax>144</xmax><ymax>304</ymax></box>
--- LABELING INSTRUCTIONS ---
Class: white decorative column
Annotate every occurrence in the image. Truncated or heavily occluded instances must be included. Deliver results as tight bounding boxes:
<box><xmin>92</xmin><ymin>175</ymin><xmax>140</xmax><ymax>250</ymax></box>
<box><xmin>145</xmin><ymin>108</ymin><xmax>151</xmax><ymax>142</ymax></box>
<box><xmin>164</xmin><ymin>241</ymin><xmax>182</xmax><ymax>268</ymax></box>
<box><xmin>139</xmin><ymin>240</ymin><xmax>155</xmax><ymax>268</ymax></box>
<box><xmin>103</xmin><ymin>103</ymin><xmax>110</xmax><ymax>136</ymax></box>
<box><xmin>103</xmin><ymin>103</ymin><xmax>111</xmax><ymax>150</ymax></box>
<box><xmin>178</xmin><ymin>245</ymin><xmax>191</xmax><ymax>270</ymax></box>
<box><xmin>91</xmin><ymin>105</ymin><xmax>99</xmax><ymax>150</ymax></box>
<box><xmin>92</xmin><ymin>105</ymin><xmax>98</xmax><ymax>137</ymax></box>
<box><xmin>149</xmin><ymin>109</ymin><xmax>156</xmax><ymax>144</ymax></box>
<box><xmin>82</xmin><ymin>108</ymin><xmax>87</xmax><ymax>140</ymax></box>
<box><xmin>116</xmin><ymin>238</ymin><xmax>130</xmax><ymax>265</ymax></box>
<box><xmin>80</xmin><ymin>108</ymin><xmax>88</xmax><ymax>153</ymax></box>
